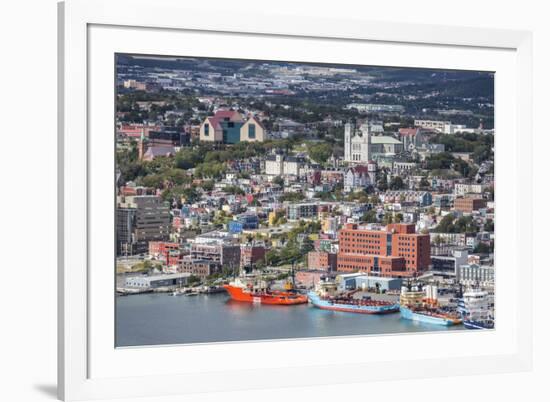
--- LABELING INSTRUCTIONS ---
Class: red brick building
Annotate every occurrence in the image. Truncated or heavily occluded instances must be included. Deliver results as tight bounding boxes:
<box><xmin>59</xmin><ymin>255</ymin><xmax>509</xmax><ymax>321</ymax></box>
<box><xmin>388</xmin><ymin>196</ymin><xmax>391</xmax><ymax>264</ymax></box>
<box><xmin>337</xmin><ymin>223</ymin><xmax>430</xmax><ymax>277</ymax></box>
<box><xmin>165</xmin><ymin>250</ymin><xmax>182</xmax><ymax>267</ymax></box>
<box><xmin>117</xmin><ymin>124</ymin><xmax>160</xmax><ymax>138</ymax></box>
<box><xmin>307</xmin><ymin>251</ymin><xmax>338</xmax><ymax>271</ymax></box>
<box><xmin>148</xmin><ymin>241</ymin><xmax>180</xmax><ymax>257</ymax></box>
<box><xmin>240</xmin><ymin>244</ymin><xmax>267</xmax><ymax>269</ymax></box>
<box><xmin>454</xmin><ymin>196</ymin><xmax>487</xmax><ymax>213</ymax></box>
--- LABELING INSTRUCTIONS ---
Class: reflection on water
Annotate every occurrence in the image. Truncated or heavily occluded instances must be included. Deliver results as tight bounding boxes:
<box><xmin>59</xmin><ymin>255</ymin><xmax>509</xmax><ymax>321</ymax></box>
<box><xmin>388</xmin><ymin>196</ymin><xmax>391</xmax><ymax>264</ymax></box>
<box><xmin>116</xmin><ymin>292</ymin><xmax>464</xmax><ymax>347</ymax></box>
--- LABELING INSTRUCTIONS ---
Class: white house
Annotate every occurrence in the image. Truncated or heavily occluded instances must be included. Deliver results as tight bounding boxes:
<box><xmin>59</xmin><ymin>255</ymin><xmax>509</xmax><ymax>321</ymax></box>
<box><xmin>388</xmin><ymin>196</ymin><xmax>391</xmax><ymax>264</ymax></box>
<box><xmin>344</xmin><ymin>165</ymin><xmax>375</xmax><ymax>192</ymax></box>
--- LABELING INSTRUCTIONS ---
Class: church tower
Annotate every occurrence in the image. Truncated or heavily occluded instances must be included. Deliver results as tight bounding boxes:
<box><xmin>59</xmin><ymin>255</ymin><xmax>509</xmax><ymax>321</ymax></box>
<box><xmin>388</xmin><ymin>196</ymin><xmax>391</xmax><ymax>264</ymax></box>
<box><xmin>344</xmin><ymin>122</ymin><xmax>353</xmax><ymax>162</ymax></box>
<box><xmin>359</xmin><ymin>121</ymin><xmax>371</xmax><ymax>162</ymax></box>
<box><xmin>138</xmin><ymin>128</ymin><xmax>146</xmax><ymax>160</ymax></box>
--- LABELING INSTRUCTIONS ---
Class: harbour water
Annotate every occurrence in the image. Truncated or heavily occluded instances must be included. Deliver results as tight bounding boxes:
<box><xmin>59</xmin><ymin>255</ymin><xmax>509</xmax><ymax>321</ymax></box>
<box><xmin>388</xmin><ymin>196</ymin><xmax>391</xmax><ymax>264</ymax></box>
<box><xmin>116</xmin><ymin>292</ymin><xmax>465</xmax><ymax>347</ymax></box>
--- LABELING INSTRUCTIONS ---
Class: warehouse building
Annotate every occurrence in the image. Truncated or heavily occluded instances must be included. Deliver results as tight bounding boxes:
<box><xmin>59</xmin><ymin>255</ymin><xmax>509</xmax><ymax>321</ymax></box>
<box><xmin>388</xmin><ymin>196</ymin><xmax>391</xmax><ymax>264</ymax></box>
<box><xmin>336</xmin><ymin>273</ymin><xmax>403</xmax><ymax>292</ymax></box>
<box><xmin>124</xmin><ymin>273</ymin><xmax>191</xmax><ymax>289</ymax></box>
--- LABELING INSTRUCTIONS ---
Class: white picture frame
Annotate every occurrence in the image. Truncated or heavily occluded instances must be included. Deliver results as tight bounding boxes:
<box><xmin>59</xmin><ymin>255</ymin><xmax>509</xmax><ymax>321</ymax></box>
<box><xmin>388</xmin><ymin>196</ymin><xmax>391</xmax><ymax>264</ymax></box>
<box><xmin>58</xmin><ymin>0</ymin><xmax>533</xmax><ymax>400</ymax></box>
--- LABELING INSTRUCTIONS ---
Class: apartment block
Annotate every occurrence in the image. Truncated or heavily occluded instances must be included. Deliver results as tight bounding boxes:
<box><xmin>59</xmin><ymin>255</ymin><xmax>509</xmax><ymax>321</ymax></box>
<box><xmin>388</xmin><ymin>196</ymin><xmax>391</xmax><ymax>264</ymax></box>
<box><xmin>180</xmin><ymin>257</ymin><xmax>221</xmax><ymax>278</ymax></box>
<box><xmin>190</xmin><ymin>243</ymin><xmax>241</xmax><ymax>268</ymax></box>
<box><xmin>287</xmin><ymin>203</ymin><xmax>318</xmax><ymax>220</ymax></box>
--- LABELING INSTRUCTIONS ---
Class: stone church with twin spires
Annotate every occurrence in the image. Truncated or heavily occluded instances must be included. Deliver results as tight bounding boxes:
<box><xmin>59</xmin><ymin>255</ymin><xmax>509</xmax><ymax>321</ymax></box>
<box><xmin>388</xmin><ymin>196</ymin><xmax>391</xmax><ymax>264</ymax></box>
<box><xmin>344</xmin><ymin>120</ymin><xmax>404</xmax><ymax>164</ymax></box>
<box><xmin>344</xmin><ymin>121</ymin><xmax>372</xmax><ymax>163</ymax></box>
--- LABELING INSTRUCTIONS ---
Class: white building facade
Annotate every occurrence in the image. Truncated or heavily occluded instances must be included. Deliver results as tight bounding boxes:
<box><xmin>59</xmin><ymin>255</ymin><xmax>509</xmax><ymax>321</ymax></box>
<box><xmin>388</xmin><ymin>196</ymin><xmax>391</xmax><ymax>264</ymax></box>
<box><xmin>344</xmin><ymin>122</ymin><xmax>371</xmax><ymax>163</ymax></box>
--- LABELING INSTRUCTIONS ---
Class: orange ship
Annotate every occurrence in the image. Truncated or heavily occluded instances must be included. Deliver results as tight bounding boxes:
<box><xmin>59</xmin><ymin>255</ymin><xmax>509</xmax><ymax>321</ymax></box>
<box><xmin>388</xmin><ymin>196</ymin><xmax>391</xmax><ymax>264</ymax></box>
<box><xmin>223</xmin><ymin>278</ymin><xmax>307</xmax><ymax>305</ymax></box>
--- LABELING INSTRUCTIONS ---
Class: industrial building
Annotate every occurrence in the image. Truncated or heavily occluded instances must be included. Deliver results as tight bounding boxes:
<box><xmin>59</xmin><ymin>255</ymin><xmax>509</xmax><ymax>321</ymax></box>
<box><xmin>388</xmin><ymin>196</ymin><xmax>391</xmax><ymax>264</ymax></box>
<box><xmin>430</xmin><ymin>248</ymin><xmax>469</xmax><ymax>277</ymax></box>
<box><xmin>336</xmin><ymin>273</ymin><xmax>403</xmax><ymax>292</ymax></box>
<box><xmin>124</xmin><ymin>273</ymin><xmax>191</xmax><ymax>289</ymax></box>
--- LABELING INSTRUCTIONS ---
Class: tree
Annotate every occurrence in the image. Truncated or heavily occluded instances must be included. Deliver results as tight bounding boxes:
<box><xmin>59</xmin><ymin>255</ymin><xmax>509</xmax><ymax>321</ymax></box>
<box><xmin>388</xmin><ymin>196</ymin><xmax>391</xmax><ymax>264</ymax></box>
<box><xmin>201</xmin><ymin>180</ymin><xmax>214</xmax><ymax>192</ymax></box>
<box><xmin>163</xmin><ymin>186</ymin><xmax>200</xmax><ymax>205</ymax></box>
<box><xmin>433</xmin><ymin>214</ymin><xmax>455</xmax><ymax>233</ymax></box>
<box><xmin>164</xmin><ymin>168</ymin><xmax>191</xmax><ymax>186</ymax></box>
<box><xmin>419</xmin><ymin>177</ymin><xmax>431</xmax><ymax>190</ymax></box>
<box><xmin>376</xmin><ymin>172</ymin><xmax>388</xmax><ymax>191</ymax></box>
<box><xmin>272</xmin><ymin>176</ymin><xmax>285</xmax><ymax>187</ymax></box>
<box><xmin>279</xmin><ymin>192</ymin><xmax>305</xmax><ymax>202</ymax></box>
<box><xmin>454</xmin><ymin>216</ymin><xmax>478</xmax><ymax>233</ymax></box>
<box><xmin>472</xmin><ymin>144</ymin><xmax>492</xmax><ymax>164</ymax></box>
<box><xmin>307</xmin><ymin>142</ymin><xmax>332</xmax><ymax>164</ymax></box>
<box><xmin>452</xmin><ymin>158</ymin><xmax>474</xmax><ymax>178</ymax></box>
<box><xmin>426</xmin><ymin>152</ymin><xmax>455</xmax><ymax>170</ymax></box>
<box><xmin>265</xmin><ymin>249</ymin><xmax>280</xmax><ymax>266</ymax></box>
<box><xmin>474</xmin><ymin>241</ymin><xmax>494</xmax><ymax>254</ymax></box>
<box><xmin>194</xmin><ymin>162</ymin><xmax>226</xmax><ymax>179</ymax></box>
<box><xmin>433</xmin><ymin>214</ymin><xmax>477</xmax><ymax>233</ymax></box>
<box><xmin>369</xmin><ymin>194</ymin><xmax>381</xmax><ymax>205</ymax></box>
<box><xmin>224</xmin><ymin>185</ymin><xmax>245</xmax><ymax>196</ymax></box>
<box><xmin>362</xmin><ymin>209</ymin><xmax>378</xmax><ymax>223</ymax></box>
<box><xmin>204</xmin><ymin>149</ymin><xmax>234</xmax><ymax>164</ymax></box>
<box><xmin>389</xmin><ymin>176</ymin><xmax>406</xmax><ymax>190</ymax></box>
<box><xmin>175</xmin><ymin>148</ymin><xmax>203</xmax><ymax>170</ymax></box>
<box><xmin>139</xmin><ymin>174</ymin><xmax>164</xmax><ymax>189</ymax></box>
<box><xmin>300</xmin><ymin>237</ymin><xmax>314</xmax><ymax>254</ymax></box>
<box><xmin>433</xmin><ymin>234</ymin><xmax>444</xmax><ymax>246</ymax></box>
<box><xmin>188</xmin><ymin>275</ymin><xmax>202</xmax><ymax>286</ymax></box>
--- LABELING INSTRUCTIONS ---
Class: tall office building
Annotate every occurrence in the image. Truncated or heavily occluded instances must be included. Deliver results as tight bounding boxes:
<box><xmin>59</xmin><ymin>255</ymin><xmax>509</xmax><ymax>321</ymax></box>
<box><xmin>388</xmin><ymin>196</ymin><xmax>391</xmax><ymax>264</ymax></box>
<box><xmin>116</xmin><ymin>195</ymin><xmax>171</xmax><ymax>255</ymax></box>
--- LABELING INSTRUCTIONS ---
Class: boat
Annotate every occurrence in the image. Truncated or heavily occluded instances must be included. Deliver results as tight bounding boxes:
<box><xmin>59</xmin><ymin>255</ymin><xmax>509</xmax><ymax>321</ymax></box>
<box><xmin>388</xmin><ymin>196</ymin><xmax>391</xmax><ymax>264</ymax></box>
<box><xmin>202</xmin><ymin>286</ymin><xmax>226</xmax><ymax>294</ymax></box>
<box><xmin>463</xmin><ymin>319</ymin><xmax>494</xmax><ymax>330</ymax></box>
<box><xmin>458</xmin><ymin>288</ymin><xmax>494</xmax><ymax>330</ymax></box>
<box><xmin>223</xmin><ymin>277</ymin><xmax>308</xmax><ymax>305</ymax></box>
<box><xmin>399</xmin><ymin>283</ymin><xmax>462</xmax><ymax>326</ymax></box>
<box><xmin>171</xmin><ymin>281</ymin><xmax>185</xmax><ymax>296</ymax></box>
<box><xmin>307</xmin><ymin>279</ymin><xmax>399</xmax><ymax>314</ymax></box>
<box><xmin>399</xmin><ymin>305</ymin><xmax>462</xmax><ymax>326</ymax></box>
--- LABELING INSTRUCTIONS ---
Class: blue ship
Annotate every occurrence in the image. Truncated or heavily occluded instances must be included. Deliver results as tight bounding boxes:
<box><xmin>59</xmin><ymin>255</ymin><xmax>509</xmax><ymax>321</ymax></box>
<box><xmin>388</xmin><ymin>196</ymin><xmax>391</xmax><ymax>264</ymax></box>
<box><xmin>307</xmin><ymin>291</ymin><xmax>400</xmax><ymax>314</ymax></box>
<box><xmin>399</xmin><ymin>306</ymin><xmax>462</xmax><ymax>326</ymax></box>
<box><xmin>399</xmin><ymin>283</ymin><xmax>462</xmax><ymax>326</ymax></box>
